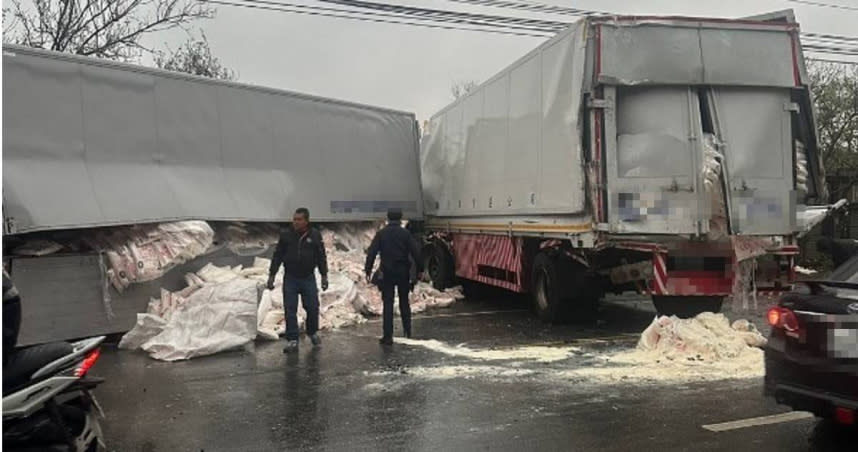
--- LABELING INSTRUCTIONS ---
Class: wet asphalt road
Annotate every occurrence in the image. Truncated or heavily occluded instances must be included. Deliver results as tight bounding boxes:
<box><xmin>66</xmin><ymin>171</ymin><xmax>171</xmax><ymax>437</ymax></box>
<box><xmin>93</xmin><ymin>296</ymin><xmax>856</xmax><ymax>452</ymax></box>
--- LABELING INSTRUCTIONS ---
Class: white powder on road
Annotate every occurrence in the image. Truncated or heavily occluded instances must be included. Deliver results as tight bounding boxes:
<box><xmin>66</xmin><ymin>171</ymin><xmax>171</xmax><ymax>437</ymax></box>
<box><xmin>396</xmin><ymin>365</ymin><xmax>537</xmax><ymax>380</ymax></box>
<box><xmin>373</xmin><ymin>350</ymin><xmax>763</xmax><ymax>385</ymax></box>
<box><xmin>381</xmin><ymin>313</ymin><xmax>765</xmax><ymax>385</ymax></box>
<box><xmin>395</xmin><ymin>338</ymin><xmax>580</xmax><ymax>363</ymax></box>
<box><xmin>569</xmin><ymin>347</ymin><xmax>764</xmax><ymax>384</ymax></box>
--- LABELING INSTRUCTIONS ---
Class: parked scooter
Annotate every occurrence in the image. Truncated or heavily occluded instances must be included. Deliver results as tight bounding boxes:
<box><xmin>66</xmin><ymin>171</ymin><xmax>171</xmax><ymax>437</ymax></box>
<box><xmin>3</xmin><ymin>336</ymin><xmax>107</xmax><ymax>451</ymax></box>
<box><xmin>3</xmin><ymin>271</ymin><xmax>107</xmax><ymax>451</ymax></box>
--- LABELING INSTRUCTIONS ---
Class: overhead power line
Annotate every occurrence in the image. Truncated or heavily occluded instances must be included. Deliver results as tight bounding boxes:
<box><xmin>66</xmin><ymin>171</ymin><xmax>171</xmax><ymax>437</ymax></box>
<box><xmin>802</xmin><ymin>32</ymin><xmax>858</xmax><ymax>44</ymax></box>
<box><xmin>806</xmin><ymin>57</ymin><xmax>858</xmax><ymax>65</ymax></box>
<box><xmin>314</xmin><ymin>0</ymin><xmax>570</xmax><ymax>29</ymax></box>
<box><xmin>441</xmin><ymin>0</ymin><xmax>606</xmax><ymax>17</ymax></box>
<box><xmin>803</xmin><ymin>45</ymin><xmax>858</xmax><ymax>57</ymax></box>
<box><xmin>202</xmin><ymin>0</ymin><xmax>553</xmax><ymax>37</ymax></box>
<box><xmin>786</xmin><ymin>0</ymin><xmax>858</xmax><ymax>12</ymax></box>
<box><xmin>206</xmin><ymin>0</ymin><xmax>858</xmax><ymax>64</ymax></box>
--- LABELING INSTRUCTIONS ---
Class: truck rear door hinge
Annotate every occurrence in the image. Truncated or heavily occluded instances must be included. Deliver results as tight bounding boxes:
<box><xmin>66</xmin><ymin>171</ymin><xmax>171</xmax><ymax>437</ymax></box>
<box><xmin>784</xmin><ymin>102</ymin><xmax>800</xmax><ymax>113</ymax></box>
<box><xmin>588</xmin><ymin>98</ymin><xmax>608</xmax><ymax>109</ymax></box>
<box><xmin>4</xmin><ymin>217</ymin><xmax>16</xmax><ymax>235</ymax></box>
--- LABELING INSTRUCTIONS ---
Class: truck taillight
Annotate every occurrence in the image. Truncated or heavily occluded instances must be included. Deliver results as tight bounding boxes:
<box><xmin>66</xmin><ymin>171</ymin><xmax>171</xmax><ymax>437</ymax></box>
<box><xmin>767</xmin><ymin>307</ymin><xmax>801</xmax><ymax>337</ymax></box>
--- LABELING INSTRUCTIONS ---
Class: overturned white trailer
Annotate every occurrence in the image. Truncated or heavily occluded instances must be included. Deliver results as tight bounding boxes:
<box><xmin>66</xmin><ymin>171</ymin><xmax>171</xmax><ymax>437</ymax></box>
<box><xmin>420</xmin><ymin>10</ymin><xmax>839</xmax><ymax>319</ymax></box>
<box><xmin>2</xmin><ymin>44</ymin><xmax>422</xmax><ymax>234</ymax></box>
<box><xmin>2</xmin><ymin>45</ymin><xmax>424</xmax><ymax>343</ymax></box>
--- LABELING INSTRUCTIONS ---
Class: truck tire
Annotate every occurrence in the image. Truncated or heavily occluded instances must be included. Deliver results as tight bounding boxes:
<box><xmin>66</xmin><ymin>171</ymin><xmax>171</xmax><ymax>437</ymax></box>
<box><xmin>651</xmin><ymin>295</ymin><xmax>724</xmax><ymax>318</ymax></box>
<box><xmin>462</xmin><ymin>280</ymin><xmax>489</xmax><ymax>300</ymax></box>
<box><xmin>532</xmin><ymin>253</ymin><xmax>562</xmax><ymax>323</ymax></box>
<box><xmin>426</xmin><ymin>244</ymin><xmax>454</xmax><ymax>291</ymax></box>
<box><xmin>558</xmin><ymin>259</ymin><xmax>602</xmax><ymax>320</ymax></box>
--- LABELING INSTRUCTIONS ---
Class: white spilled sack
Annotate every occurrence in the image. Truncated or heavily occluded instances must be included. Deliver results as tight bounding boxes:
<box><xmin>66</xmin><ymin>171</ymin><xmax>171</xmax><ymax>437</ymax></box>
<box><xmin>118</xmin><ymin>314</ymin><xmax>167</xmax><ymax>350</ymax></box>
<box><xmin>636</xmin><ymin>312</ymin><xmax>767</xmax><ymax>361</ymax></box>
<box><xmin>256</xmin><ymin>289</ymin><xmax>286</xmax><ymax>340</ymax></box>
<box><xmin>87</xmin><ymin>221</ymin><xmax>215</xmax><ymax>292</ymax></box>
<box><xmin>318</xmin><ymin>273</ymin><xmax>365</xmax><ymax>330</ymax></box>
<box><xmin>139</xmin><ymin>279</ymin><xmax>259</xmax><ymax>361</ymax></box>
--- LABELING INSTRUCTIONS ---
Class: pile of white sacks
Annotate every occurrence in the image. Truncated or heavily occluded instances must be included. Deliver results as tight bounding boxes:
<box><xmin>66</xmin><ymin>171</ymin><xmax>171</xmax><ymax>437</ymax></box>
<box><xmin>636</xmin><ymin>312</ymin><xmax>767</xmax><ymax>361</ymax></box>
<box><xmin>120</xmin><ymin>222</ymin><xmax>464</xmax><ymax>361</ymax></box>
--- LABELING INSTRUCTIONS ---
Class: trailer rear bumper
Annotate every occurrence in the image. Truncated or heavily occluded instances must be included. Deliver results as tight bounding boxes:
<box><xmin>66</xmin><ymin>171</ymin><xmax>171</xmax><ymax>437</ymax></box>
<box><xmin>614</xmin><ymin>239</ymin><xmax>798</xmax><ymax>297</ymax></box>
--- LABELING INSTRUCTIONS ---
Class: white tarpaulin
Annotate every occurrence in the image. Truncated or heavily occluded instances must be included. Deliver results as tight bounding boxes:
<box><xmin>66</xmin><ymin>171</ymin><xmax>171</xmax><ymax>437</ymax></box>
<box><xmin>122</xmin><ymin>278</ymin><xmax>259</xmax><ymax>361</ymax></box>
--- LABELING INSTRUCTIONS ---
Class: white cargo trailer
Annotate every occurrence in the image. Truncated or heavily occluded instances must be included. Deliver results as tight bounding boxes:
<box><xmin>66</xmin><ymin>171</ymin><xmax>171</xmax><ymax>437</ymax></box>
<box><xmin>2</xmin><ymin>44</ymin><xmax>423</xmax><ymax>234</ymax></box>
<box><xmin>2</xmin><ymin>45</ymin><xmax>423</xmax><ymax>343</ymax></box>
<box><xmin>420</xmin><ymin>11</ymin><xmax>838</xmax><ymax>319</ymax></box>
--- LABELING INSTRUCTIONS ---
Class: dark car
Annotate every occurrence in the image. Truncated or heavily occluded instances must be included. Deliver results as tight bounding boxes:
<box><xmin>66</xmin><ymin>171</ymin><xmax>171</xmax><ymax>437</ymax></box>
<box><xmin>764</xmin><ymin>254</ymin><xmax>858</xmax><ymax>427</ymax></box>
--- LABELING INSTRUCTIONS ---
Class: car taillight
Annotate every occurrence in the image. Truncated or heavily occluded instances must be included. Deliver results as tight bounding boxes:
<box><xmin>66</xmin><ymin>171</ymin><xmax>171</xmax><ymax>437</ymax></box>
<box><xmin>835</xmin><ymin>407</ymin><xmax>855</xmax><ymax>425</ymax></box>
<box><xmin>74</xmin><ymin>348</ymin><xmax>101</xmax><ymax>378</ymax></box>
<box><xmin>766</xmin><ymin>307</ymin><xmax>801</xmax><ymax>337</ymax></box>
<box><xmin>767</xmin><ymin>308</ymin><xmax>781</xmax><ymax>326</ymax></box>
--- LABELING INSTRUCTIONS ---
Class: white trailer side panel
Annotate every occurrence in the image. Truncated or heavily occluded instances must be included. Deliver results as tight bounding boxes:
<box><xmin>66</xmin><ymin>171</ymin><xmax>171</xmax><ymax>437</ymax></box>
<box><xmin>421</xmin><ymin>22</ymin><xmax>588</xmax><ymax>217</ymax></box>
<box><xmin>3</xmin><ymin>45</ymin><xmax>423</xmax><ymax>233</ymax></box>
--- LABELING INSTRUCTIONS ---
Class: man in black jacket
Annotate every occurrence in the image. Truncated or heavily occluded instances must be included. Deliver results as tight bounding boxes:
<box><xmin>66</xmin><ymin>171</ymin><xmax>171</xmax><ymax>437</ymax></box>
<box><xmin>365</xmin><ymin>209</ymin><xmax>423</xmax><ymax>345</ymax></box>
<box><xmin>267</xmin><ymin>208</ymin><xmax>329</xmax><ymax>352</ymax></box>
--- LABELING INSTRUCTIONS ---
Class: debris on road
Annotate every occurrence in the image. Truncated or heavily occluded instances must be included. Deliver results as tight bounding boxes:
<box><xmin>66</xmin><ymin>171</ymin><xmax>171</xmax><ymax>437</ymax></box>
<box><xmin>138</xmin><ymin>279</ymin><xmax>259</xmax><ymax>362</ymax></box>
<box><xmin>120</xmin><ymin>222</ymin><xmax>464</xmax><ymax>361</ymax></box>
<box><xmin>636</xmin><ymin>312</ymin><xmax>767</xmax><ymax>360</ymax></box>
<box><xmin>381</xmin><ymin>312</ymin><xmax>766</xmax><ymax>385</ymax></box>
<box><xmin>395</xmin><ymin>338</ymin><xmax>579</xmax><ymax>362</ymax></box>
<box><xmin>572</xmin><ymin>313</ymin><xmax>766</xmax><ymax>383</ymax></box>
<box><xmin>256</xmin><ymin>223</ymin><xmax>465</xmax><ymax>338</ymax></box>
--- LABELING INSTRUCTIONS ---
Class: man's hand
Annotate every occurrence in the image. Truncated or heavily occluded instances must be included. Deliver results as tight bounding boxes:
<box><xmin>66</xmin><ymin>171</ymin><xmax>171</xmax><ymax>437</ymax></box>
<box><xmin>365</xmin><ymin>273</ymin><xmax>372</xmax><ymax>284</ymax></box>
<box><xmin>266</xmin><ymin>276</ymin><xmax>275</xmax><ymax>291</ymax></box>
<box><xmin>321</xmin><ymin>275</ymin><xmax>329</xmax><ymax>291</ymax></box>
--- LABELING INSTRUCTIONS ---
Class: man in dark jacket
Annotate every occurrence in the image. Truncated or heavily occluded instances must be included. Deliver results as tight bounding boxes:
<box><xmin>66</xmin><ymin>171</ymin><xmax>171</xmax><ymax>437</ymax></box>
<box><xmin>267</xmin><ymin>208</ymin><xmax>329</xmax><ymax>352</ymax></box>
<box><xmin>365</xmin><ymin>209</ymin><xmax>423</xmax><ymax>345</ymax></box>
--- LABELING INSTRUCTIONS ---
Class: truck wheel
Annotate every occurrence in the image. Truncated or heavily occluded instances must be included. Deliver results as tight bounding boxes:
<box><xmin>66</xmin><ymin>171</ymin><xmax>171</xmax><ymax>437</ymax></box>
<box><xmin>427</xmin><ymin>244</ymin><xmax>453</xmax><ymax>291</ymax></box>
<box><xmin>462</xmin><ymin>280</ymin><xmax>489</xmax><ymax>300</ymax></box>
<box><xmin>560</xmin><ymin>260</ymin><xmax>602</xmax><ymax>320</ymax></box>
<box><xmin>651</xmin><ymin>296</ymin><xmax>724</xmax><ymax>318</ymax></box>
<box><xmin>532</xmin><ymin>253</ymin><xmax>561</xmax><ymax>323</ymax></box>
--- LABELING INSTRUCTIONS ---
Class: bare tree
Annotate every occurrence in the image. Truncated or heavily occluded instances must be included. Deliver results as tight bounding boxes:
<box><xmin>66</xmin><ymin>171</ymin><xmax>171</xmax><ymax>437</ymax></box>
<box><xmin>451</xmin><ymin>80</ymin><xmax>479</xmax><ymax>100</ymax></box>
<box><xmin>155</xmin><ymin>31</ymin><xmax>235</xmax><ymax>80</ymax></box>
<box><xmin>4</xmin><ymin>0</ymin><xmax>213</xmax><ymax>62</ymax></box>
<box><xmin>809</xmin><ymin>62</ymin><xmax>858</xmax><ymax>203</ymax></box>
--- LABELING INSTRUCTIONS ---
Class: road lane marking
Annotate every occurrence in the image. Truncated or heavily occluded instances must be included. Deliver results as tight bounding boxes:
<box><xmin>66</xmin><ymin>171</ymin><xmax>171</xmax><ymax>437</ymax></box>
<box><xmin>702</xmin><ymin>411</ymin><xmax>814</xmax><ymax>432</ymax></box>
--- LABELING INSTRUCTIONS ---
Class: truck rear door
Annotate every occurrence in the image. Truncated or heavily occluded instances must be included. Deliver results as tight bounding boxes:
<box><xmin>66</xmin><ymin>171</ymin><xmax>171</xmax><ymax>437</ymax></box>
<box><xmin>604</xmin><ymin>86</ymin><xmax>705</xmax><ymax>235</ymax></box>
<box><xmin>708</xmin><ymin>88</ymin><xmax>796</xmax><ymax>235</ymax></box>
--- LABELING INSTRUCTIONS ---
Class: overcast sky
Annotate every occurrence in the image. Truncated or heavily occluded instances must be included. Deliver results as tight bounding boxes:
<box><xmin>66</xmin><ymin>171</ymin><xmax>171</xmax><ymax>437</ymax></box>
<box><xmin>142</xmin><ymin>0</ymin><xmax>858</xmax><ymax>121</ymax></box>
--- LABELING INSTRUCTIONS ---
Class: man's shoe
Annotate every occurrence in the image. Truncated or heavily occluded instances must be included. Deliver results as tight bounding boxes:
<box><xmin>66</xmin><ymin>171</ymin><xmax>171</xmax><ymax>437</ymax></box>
<box><xmin>404</xmin><ymin>330</ymin><xmax>412</xmax><ymax>339</ymax></box>
<box><xmin>283</xmin><ymin>340</ymin><xmax>299</xmax><ymax>353</ymax></box>
<box><xmin>379</xmin><ymin>337</ymin><xmax>393</xmax><ymax>345</ymax></box>
<box><xmin>309</xmin><ymin>334</ymin><xmax>322</xmax><ymax>347</ymax></box>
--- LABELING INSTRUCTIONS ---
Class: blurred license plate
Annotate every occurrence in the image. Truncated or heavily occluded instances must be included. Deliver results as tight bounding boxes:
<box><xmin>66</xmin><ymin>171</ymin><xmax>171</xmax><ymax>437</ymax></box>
<box><xmin>828</xmin><ymin>328</ymin><xmax>858</xmax><ymax>358</ymax></box>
